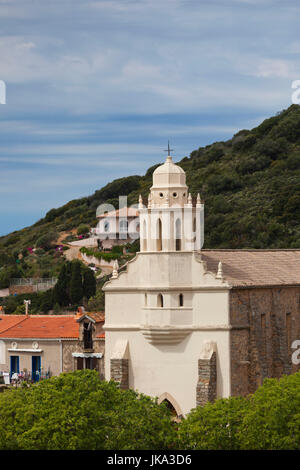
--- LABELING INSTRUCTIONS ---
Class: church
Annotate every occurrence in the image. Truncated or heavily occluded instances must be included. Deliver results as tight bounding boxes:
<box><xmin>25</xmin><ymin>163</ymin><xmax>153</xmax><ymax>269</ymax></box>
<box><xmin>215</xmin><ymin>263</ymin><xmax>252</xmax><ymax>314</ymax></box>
<box><xmin>103</xmin><ymin>152</ymin><xmax>300</xmax><ymax>417</ymax></box>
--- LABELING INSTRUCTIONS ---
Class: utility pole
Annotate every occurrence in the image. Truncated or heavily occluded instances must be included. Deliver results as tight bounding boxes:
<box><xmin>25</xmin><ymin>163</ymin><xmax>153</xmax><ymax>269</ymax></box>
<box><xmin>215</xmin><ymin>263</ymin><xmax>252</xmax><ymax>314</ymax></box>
<box><xmin>24</xmin><ymin>299</ymin><xmax>31</xmax><ymax>316</ymax></box>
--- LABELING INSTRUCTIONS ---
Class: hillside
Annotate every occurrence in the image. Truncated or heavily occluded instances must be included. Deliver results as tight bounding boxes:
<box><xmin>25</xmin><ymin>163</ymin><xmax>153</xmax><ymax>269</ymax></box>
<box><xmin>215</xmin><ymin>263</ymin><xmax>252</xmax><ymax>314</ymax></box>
<box><xmin>1</xmin><ymin>104</ymin><xmax>300</xmax><ymax>288</ymax></box>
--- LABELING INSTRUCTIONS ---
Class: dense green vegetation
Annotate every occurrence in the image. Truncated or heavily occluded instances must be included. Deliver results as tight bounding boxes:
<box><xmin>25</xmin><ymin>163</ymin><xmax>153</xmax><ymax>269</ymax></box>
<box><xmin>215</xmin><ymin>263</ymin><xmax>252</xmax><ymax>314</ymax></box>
<box><xmin>178</xmin><ymin>371</ymin><xmax>300</xmax><ymax>450</ymax></box>
<box><xmin>2</xmin><ymin>260</ymin><xmax>97</xmax><ymax>315</ymax></box>
<box><xmin>0</xmin><ymin>370</ymin><xmax>299</xmax><ymax>450</ymax></box>
<box><xmin>1</xmin><ymin>105</ymin><xmax>300</xmax><ymax>289</ymax></box>
<box><xmin>0</xmin><ymin>370</ymin><xmax>176</xmax><ymax>450</ymax></box>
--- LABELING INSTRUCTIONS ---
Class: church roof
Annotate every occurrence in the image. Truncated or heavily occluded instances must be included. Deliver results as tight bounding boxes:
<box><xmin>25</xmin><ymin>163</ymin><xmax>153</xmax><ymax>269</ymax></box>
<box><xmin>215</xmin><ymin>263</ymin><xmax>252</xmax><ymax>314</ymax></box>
<box><xmin>201</xmin><ymin>249</ymin><xmax>300</xmax><ymax>288</ymax></box>
<box><xmin>151</xmin><ymin>155</ymin><xmax>187</xmax><ymax>190</ymax></box>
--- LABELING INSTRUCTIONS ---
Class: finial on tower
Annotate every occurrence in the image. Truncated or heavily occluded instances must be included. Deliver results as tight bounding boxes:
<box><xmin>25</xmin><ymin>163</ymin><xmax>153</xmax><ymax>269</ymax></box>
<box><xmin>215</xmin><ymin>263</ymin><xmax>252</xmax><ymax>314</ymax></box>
<box><xmin>196</xmin><ymin>193</ymin><xmax>201</xmax><ymax>206</ymax></box>
<box><xmin>112</xmin><ymin>259</ymin><xmax>119</xmax><ymax>279</ymax></box>
<box><xmin>138</xmin><ymin>194</ymin><xmax>143</xmax><ymax>209</ymax></box>
<box><xmin>216</xmin><ymin>261</ymin><xmax>223</xmax><ymax>280</ymax></box>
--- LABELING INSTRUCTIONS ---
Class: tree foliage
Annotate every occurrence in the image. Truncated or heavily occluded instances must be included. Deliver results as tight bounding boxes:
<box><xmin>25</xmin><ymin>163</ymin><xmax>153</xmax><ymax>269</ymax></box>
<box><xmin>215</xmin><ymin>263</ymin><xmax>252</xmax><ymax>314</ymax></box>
<box><xmin>82</xmin><ymin>268</ymin><xmax>96</xmax><ymax>300</ymax></box>
<box><xmin>178</xmin><ymin>372</ymin><xmax>300</xmax><ymax>450</ymax></box>
<box><xmin>0</xmin><ymin>370</ymin><xmax>176</xmax><ymax>450</ymax></box>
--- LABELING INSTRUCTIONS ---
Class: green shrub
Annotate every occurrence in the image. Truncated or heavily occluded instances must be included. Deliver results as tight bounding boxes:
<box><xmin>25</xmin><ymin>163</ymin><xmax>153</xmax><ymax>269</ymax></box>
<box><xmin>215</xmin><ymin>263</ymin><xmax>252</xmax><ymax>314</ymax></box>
<box><xmin>0</xmin><ymin>370</ymin><xmax>176</xmax><ymax>450</ymax></box>
<box><xmin>77</xmin><ymin>224</ymin><xmax>90</xmax><ymax>236</ymax></box>
<box><xmin>36</xmin><ymin>232</ymin><xmax>58</xmax><ymax>249</ymax></box>
<box><xmin>179</xmin><ymin>372</ymin><xmax>300</xmax><ymax>450</ymax></box>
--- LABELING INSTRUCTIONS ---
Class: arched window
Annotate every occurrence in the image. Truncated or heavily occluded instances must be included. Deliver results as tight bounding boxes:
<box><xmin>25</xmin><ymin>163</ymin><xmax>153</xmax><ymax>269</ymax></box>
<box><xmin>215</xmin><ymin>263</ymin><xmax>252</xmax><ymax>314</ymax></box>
<box><xmin>175</xmin><ymin>218</ymin><xmax>181</xmax><ymax>251</ymax></box>
<box><xmin>179</xmin><ymin>293</ymin><xmax>184</xmax><ymax>307</ymax></box>
<box><xmin>104</xmin><ymin>222</ymin><xmax>110</xmax><ymax>233</ymax></box>
<box><xmin>157</xmin><ymin>293</ymin><xmax>164</xmax><ymax>308</ymax></box>
<box><xmin>144</xmin><ymin>293</ymin><xmax>148</xmax><ymax>306</ymax></box>
<box><xmin>157</xmin><ymin>218</ymin><xmax>162</xmax><ymax>251</ymax></box>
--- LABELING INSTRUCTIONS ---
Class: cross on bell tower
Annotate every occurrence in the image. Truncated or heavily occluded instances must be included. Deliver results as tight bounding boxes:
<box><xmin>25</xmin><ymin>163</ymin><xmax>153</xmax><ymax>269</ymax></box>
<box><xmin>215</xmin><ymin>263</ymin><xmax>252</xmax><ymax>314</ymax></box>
<box><xmin>164</xmin><ymin>140</ymin><xmax>174</xmax><ymax>157</ymax></box>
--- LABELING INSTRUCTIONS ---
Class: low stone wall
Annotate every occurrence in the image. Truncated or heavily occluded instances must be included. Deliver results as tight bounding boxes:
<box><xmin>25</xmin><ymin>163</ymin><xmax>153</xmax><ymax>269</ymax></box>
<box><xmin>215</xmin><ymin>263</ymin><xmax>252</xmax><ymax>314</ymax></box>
<box><xmin>69</xmin><ymin>238</ymin><xmax>98</xmax><ymax>248</ymax></box>
<box><xmin>80</xmin><ymin>252</ymin><xmax>114</xmax><ymax>269</ymax></box>
<box><xmin>0</xmin><ymin>289</ymin><xmax>9</xmax><ymax>298</ymax></box>
<box><xmin>9</xmin><ymin>285</ymin><xmax>35</xmax><ymax>295</ymax></box>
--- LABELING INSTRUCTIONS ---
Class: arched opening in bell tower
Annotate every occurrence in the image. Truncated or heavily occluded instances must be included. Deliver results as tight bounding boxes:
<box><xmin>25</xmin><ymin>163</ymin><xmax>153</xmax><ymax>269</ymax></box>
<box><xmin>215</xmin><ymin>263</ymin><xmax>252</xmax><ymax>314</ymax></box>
<box><xmin>143</xmin><ymin>219</ymin><xmax>147</xmax><ymax>251</ymax></box>
<box><xmin>175</xmin><ymin>218</ymin><xmax>181</xmax><ymax>251</ymax></box>
<box><xmin>157</xmin><ymin>218</ymin><xmax>162</xmax><ymax>251</ymax></box>
<box><xmin>157</xmin><ymin>293</ymin><xmax>164</xmax><ymax>307</ymax></box>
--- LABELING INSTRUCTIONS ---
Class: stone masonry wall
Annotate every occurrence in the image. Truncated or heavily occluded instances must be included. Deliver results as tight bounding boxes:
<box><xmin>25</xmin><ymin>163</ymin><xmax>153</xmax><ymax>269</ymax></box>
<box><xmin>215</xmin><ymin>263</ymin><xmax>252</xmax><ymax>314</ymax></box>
<box><xmin>196</xmin><ymin>352</ymin><xmax>217</xmax><ymax>406</ymax></box>
<box><xmin>110</xmin><ymin>358</ymin><xmax>129</xmax><ymax>390</ymax></box>
<box><xmin>230</xmin><ymin>286</ymin><xmax>300</xmax><ymax>396</ymax></box>
<box><xmin>62</xmin><ymin>339</ymin><xmax>105</xmax><ymax>379</ymax></box>
<box><xmin>9</xmin><ymin>285</ymin><xmax>34</xmax><ymax>295</ymax></box>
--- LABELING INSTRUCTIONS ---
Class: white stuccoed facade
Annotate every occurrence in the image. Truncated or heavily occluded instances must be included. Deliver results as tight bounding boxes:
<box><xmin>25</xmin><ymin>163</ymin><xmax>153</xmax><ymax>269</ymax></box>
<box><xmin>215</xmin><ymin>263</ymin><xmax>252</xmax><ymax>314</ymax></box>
<box><xmin>103</xmin><ymin>154</ymin><xmax>231</xmax><ymax>416</ymax></box>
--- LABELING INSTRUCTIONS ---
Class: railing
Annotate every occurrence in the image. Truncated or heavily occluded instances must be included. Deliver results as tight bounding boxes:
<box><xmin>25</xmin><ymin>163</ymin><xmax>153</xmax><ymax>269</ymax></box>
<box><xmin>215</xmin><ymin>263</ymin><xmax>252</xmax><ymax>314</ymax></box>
<box><xmin>10</xmin><ymin>278</ymin><xmax>57</xmax><ymax>292</ymax></box>
<box><xmin>0</xmin><ymin>369</ymin><xmax>52</xmax><ymax>386</ymax></box>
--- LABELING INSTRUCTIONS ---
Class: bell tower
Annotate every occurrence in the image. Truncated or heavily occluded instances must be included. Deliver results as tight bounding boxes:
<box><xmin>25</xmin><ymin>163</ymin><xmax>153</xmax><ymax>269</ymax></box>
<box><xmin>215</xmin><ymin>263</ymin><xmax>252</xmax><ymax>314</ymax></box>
<box><xmin>139</xmin><ymin>151</ymin><xmax>204</xmax><ymax>252</ymax></box>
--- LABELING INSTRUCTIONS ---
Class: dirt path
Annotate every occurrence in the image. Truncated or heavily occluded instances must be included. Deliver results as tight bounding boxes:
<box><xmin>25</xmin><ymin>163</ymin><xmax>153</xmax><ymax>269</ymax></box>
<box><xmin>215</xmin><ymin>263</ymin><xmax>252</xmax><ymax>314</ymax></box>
<box><xmin>57</xmin><ymin>231</ymin><xmax>84</xmax><ymax>263</ymax></box>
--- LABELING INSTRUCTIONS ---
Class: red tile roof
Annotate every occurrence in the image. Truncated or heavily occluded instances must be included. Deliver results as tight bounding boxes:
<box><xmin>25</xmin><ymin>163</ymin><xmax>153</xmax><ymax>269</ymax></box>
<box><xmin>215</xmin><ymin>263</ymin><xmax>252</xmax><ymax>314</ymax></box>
<box><xmin>0</xmin><ymin>315</ymin><xmax>79</xmax><ymax>339</ymax></box>
<box><xmin>0</xmin><ymin>315</ymin><xmax>27</xmax><ymax>334</ymax></box>
<box><xmin>201</xmin><ymin>249</ymin><xmax>300</xmax><ymax>287</ymax></box>
<box><xmin>97</xmin><ymin>207</ymin><xmax>138</xmax><ymax>218</ymax></box>
<box><xmin>87</xmin><ymin>312</ymin><xmax>105</xmax><ymax>323</ymax></box>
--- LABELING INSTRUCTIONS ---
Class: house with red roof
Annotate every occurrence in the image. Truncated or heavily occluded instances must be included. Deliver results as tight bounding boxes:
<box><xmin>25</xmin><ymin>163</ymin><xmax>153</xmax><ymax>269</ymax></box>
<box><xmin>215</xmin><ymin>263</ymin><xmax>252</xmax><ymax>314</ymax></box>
<box><xmin>0</xmin><ymin>308</ymin><xmax>105</xmax><ymax>384</ymax></box>
<box><xmin>92</xmin><ymin>206</ymin><xmax>139</xmax><ymax>249</ymax></box>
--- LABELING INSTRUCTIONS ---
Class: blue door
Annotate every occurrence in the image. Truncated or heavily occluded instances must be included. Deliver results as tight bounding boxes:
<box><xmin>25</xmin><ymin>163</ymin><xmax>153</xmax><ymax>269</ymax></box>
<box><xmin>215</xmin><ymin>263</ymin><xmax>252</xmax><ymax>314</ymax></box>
<box><xmin>10</xmin><ymin>356</ymin><xmax>19</xmax><ymax>377</ymax></box>
<box><xmin>32</xmin><ymin>356</ymin><xmax>41</xmax><ymax>382</ymax></box>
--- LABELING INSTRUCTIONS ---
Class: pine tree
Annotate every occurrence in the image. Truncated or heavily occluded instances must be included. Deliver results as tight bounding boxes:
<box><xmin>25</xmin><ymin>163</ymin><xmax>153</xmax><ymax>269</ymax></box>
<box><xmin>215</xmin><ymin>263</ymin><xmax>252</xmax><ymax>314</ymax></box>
<box><xmin>53</xmin><ymin>263</ymin><xmax>70</xmax><ymax>306</ymax></box>
<box><xmin>70</xmin><ymin>260</ymin><xmax>83</xmax><ymax>305</ymax></box>
<box><xmin>83</xmin><ymin>268</ymin><xmax>96</xmax><ymax>300</ymax></box>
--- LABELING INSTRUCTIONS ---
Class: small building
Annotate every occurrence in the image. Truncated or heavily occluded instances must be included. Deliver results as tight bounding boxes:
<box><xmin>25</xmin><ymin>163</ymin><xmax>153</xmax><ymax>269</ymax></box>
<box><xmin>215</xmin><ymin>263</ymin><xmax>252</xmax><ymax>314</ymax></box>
<box><xmin>0</xmin><ymin>309</ymin><xmax>105</xmax><ymax>384</ymax></box>
<box><xmin>93</xmin><ymin>207</ymin><xmax>139</xmax><ymax>250</ymax></box>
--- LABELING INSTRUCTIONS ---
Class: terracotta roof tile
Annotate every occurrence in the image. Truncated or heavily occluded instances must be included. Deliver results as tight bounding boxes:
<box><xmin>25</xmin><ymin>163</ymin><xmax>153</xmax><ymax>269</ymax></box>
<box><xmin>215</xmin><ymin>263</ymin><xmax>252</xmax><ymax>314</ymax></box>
<box><xmin>0</xmin><ymin>315</ymin><xmax>79</xmax><ymax>339</ymax></box>
<box><xmin>87</xmin><ymin>312</ymin><xmax>105</xmax><ymax>323</ymax></box>
<box><xmin>0</xmin><ymin>315</ymin><xmax>27</xmax><ymax>334</ymax></box>
<box><xmin>97</xmin><ymin>207</ymin><xmax>138</xmax><ymax>218</ymax></box>
<box><xmin>201</xmin><ymin>249</ymin><xmax>300</xmax><ymax>287</ymax></box>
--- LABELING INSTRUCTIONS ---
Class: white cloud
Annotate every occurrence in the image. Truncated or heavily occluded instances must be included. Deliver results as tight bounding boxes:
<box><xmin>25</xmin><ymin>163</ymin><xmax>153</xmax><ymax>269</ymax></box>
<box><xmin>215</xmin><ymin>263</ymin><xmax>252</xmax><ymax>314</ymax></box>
<box><xmin>254</xmin><ymin>59</ymin><xmax>292</xmax><ymax>78</ymax></box>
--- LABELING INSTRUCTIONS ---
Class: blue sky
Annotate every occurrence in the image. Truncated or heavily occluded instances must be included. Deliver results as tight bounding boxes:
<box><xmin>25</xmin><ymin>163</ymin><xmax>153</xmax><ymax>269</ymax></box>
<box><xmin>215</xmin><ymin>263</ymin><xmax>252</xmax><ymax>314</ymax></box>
<box><xmin>0</xmin><ymin>0</ymin><xmax>300</xmax><ymax>236</ymax></box>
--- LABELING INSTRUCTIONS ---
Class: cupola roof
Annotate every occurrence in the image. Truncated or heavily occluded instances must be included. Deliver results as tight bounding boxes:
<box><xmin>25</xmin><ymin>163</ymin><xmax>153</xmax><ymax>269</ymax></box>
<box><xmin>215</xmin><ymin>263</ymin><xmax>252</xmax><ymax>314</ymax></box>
<box><xmin>151</xmin><ymin>155</ymin><xmax>186</xmax><ymax>189</ymax></box>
